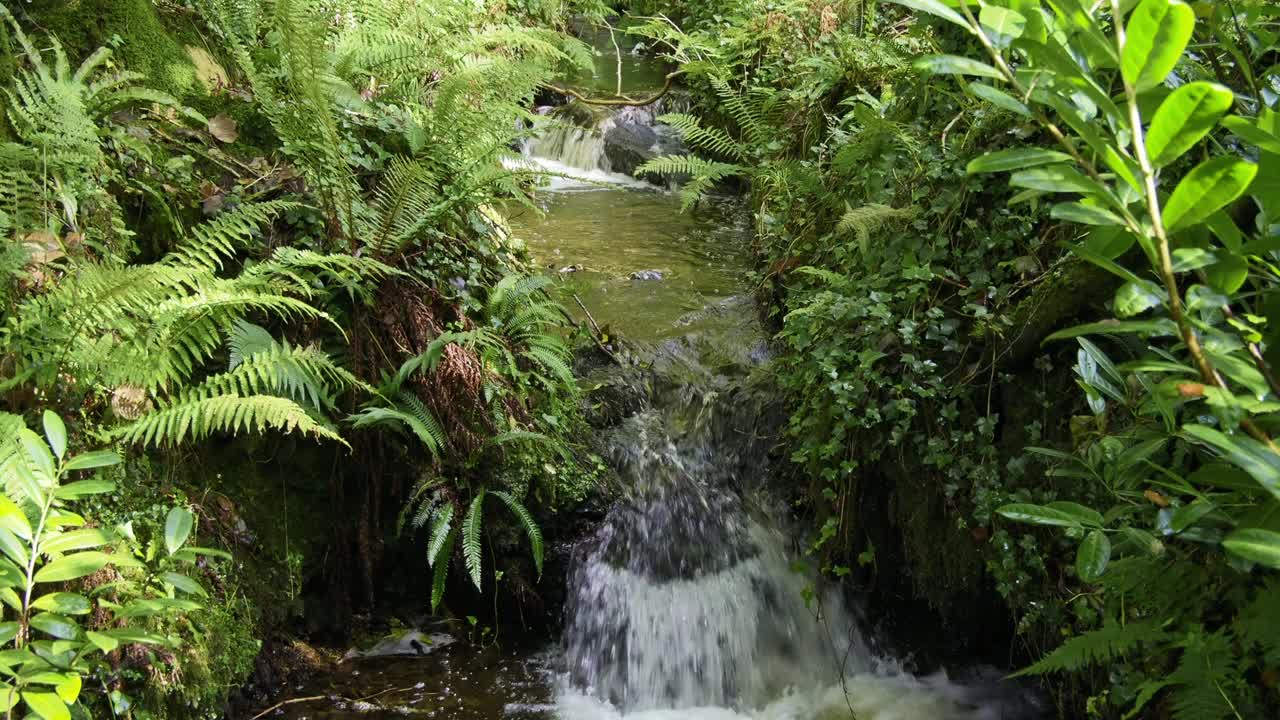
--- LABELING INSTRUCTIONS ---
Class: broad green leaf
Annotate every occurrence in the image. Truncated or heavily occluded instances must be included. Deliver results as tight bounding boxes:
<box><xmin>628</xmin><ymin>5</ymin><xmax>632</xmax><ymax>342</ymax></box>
<box><xmin>997</xmin><ymin>503</ymin><xmax>1088</xmax><ymax>528</ymax></box>
<box><xmin>0</xmin><ymin>556</ymin><xmax>23</xmax><ymax>587</ymax></box>
<box><xmin>39</xmin><ymin>527</ymin><xmax>112</xmax><ymax>556</ymax></box>
<box><xmin>1170</xmin><ymin>500</ymin><xmax>1215</xmax><ymax>532</ymax></box>
<box><xmin>17</xmin><ymin>429</ymin><xmax>55</xmax><ymax>484</ymax></box>
<box><xmin>0</xmin><ymin>623</ymin><xmax>18</xmax><ymax>645</ymax></box>
<box><xmin>1076</xmin><ymin>530</ymin><xmax>1111</xmax><ymax>581</ymax></box>
<box><xmin>1205</xmin><ymin>252</ymin><xmax>1249</xmax><ymax>294</ymax></box>
<box><xmin>1146</xmin><ymin>82</ymin><xmax>1234</xmax><ymax>167</ymax></box>
<box><xmin>54</xmin><ymin>480</ymin><xmax>115</xmax><ymax>500</ymax></box>
<box><xmin>1171</xmin><ymin>248</ymin><xmax>1217</xmax><ymax>271</ymax></box>
<box><xmin>53</xmin><ymin>675</ymin><xmax>79</xmax><ymax>704</ymax></box>
<box><xmin>0</xmin><ymin>497</ymin><xmax>31</xmax><ymax>541</ymax></box>
<box><xmin>164</xmin><ymin>507</ymin><xmax>193</xmax><ymax>556</ymax></box>
<box><xmin>1046</xmin><ymin>501</ymin><xmax>1104</xmax><ymax>527</ymax></box>
<box><xmin>1044</xmin><ymin>318</ymin><xmax>1179</xmax><ymax>342</ymax></box>
<box><xmin>1010</xmin><ymin>166</ymin><xmax>1116</xmax><ymax>205</ymax></box>
<box><xmin>884</xmin><ymin>0</ymin><xmax>972</xmax><ymax>32</ymax></box>
<box><xmin>98</xmin><ymin>628</ymin><xmax>168</xmax><ymax>645</ymax></box>
<box><xmin>968</xmin><ymin>82</ymin><xmax>1030</xmax><ymax>117</ymax></box>
<box><xmin>29</xmin><ymin>613</ymin><xmax>78</xmax><ymax>641</ymax></box>
<box><xmin>1115</xmin><ymin>280</ymin><xmax>1165</xmax><ymax>317</ymax></box>
<box><xmin>1222</xmin><ymin>528</ymin><xmax>1280</xmax><ymax>568</ymax></box>
<box><xmin>21</xmin><ymin>691</ymin><xmax>69</xmax><ymax>720</ymax></box>
<box><xmin>84</xmin><ymin>631</ymin><xmax>117</xmax><ymax>653</ymax></box>
<box><xmin>1163</xmin><ymin>157</ymin><xmax>1258</xmax><ymax>233</ymax></box>
<box><xmin>159</xmin><ymin>572</ymin><xmax>208</xmax><ymax>598</ymax></box>
<box><xmin>1123</xmin><ymin>0</ymin><xmax>1195</xmax><ymax>92</ymax></box>
<box><xmin>33</xmin><ymin>552</ymin><xmax>110</xmax><ymax>584</ymax></box>
<box><xmin>171</xmin><ymin>546</ymin><xmax>232</xmax><ymax>561</ymax></box>
<box><xmin>1222</xmin><ymin>115</ymin><xmax>1280</xmax><ymax>154</ymax></box>
<box><xmin>979</xmin><ymin>5</ymin><xmax>1026</xmax><ymax>47</ymax></box>
<box><xmin>41</xmin><ymin>413</ymin><xmax>65</xmax><ymax>462</ymax></box>
<box><xmin>968</xmin><ymin>148</ymin><xmax>1073</xmax><ymax>174</ymax></box>
<box><xmin>1051</xmin><ymin>202</ymin><xmax>1125</xmax><ymax>226</ymax></box>
<box><xmin>914</xmin><ymin>55</ymin><xmax>1003</xmax><ymax>80</ymax></box>
<box><xmin>31</xmin><ymin>593</ymin><xmax>91</xmax><ymax>616</ymax></box>
<box><xmin>1183</xmin><ymin>424</ymin><xmax>1280</xmax><ymax>501</ymax></box>
<box><xmin>62</xmin><ymin>451</ymin><xmax>121</xmax><ymax>472</ymax></box>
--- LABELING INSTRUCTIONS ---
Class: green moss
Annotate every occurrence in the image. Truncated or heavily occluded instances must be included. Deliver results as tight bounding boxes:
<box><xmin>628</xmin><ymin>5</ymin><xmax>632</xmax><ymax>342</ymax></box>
<box><xmin>28</xmin><ymin>0</ymin><xmax>207</xmax><ymax>99</ymax></box>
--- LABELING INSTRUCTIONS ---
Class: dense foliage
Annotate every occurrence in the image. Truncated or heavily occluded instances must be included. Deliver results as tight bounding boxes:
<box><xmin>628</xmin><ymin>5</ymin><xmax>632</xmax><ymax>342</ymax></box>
<box><xmin>631</xmin><ymin>0</ymin><xmax>1280</xmax><ymax>716</ymax></box>
<box><xmin>0</xmin><ymin>0</ymin><xmax>607</xmax><ymax>715</ymax></box>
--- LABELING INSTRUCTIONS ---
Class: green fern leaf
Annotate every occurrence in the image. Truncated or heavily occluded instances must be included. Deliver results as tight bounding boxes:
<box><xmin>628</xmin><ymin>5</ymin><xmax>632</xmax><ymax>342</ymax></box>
<box><xmin>430</xmin><ymin>527</ymin><xmax>455</xmax><ymax>612</ymax></box>
<box><xmin>490</xmin><ymin>490</ymin><xmax>543</xmax><ymax>577</ymax></box>
<box><xmin>463</xmin><ymin>491</ymin><xmax>486</xmax><ymax>590</ymax></box>
<box><xmin>1013</xmin><ymin>621</ymin><xmax>1167</xmax><ymax>676</ymax></box>
<box><xmin>427</xmin><ymin>503</ymin><xmax>456</xmax><ymax>567</ymax></box>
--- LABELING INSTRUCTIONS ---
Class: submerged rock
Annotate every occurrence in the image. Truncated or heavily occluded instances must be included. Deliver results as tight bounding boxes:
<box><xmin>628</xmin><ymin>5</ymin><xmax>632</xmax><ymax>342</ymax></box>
<box><xmin>629</xmin><ymin>270</ymin><xmax>663</xmax><ymax>281</ymax></box>
<box><xmin>340</xmin><ymin>630</ymin><xmax>454</xmax><ymax>661</ymax></box>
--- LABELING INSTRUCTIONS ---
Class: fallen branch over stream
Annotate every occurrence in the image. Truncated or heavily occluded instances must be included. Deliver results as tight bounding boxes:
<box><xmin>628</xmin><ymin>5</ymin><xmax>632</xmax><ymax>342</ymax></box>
<box><xmin>249</xmin><ymin>685</ymin><xmax>424</xmax><ymax>719</ymax></box>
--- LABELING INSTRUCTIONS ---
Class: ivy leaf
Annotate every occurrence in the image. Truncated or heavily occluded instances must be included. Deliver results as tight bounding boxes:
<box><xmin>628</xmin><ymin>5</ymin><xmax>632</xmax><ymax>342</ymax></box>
<box><xmin>164</xmin><ymin>507</ymin><xmax>193</xmax><ymax>556</ymax></box>
<box><xmin>1222</xmin><ymin>528</ymin><xmax>1280</xmax><ymax>568</ymax></box>
<box><xmin>1123</xmin><ymin>0</ymin><xmax>1195</xmax><ymax>92</ymax></box>
<box><xmin>1076</xmin><ymin>530</ymin><xmax>1112</xmax><ymax>581</ymax></box>
<box><xmin>968</xmin><ymin>148</ymin><xmax>1073</xmax><ymax>174</ymax></box>
<box><xmin>914</xmin><ymin>55</ymin><xmax>1003</xmax><ymax>80</ymax></box>
<box><xmin>1146</xmin><ymin>82</ymin><xmax>1234</xmax><ymax>167</ymax></box>
<box><xmin>1163</xmin><ymin>157</ymin><xmax>1258</xmax><ymax>233</ymax></box>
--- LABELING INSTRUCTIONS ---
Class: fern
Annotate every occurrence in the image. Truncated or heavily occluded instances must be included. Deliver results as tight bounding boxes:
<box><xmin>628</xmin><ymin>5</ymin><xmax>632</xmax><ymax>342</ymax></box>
<box><xmin>1167</xmin><ymin>630</ymin><xmax>1241</xmax><ymax>720</ymax></box>
<box><xmin>426</xmin><ymin>503</ymin><xmax>455</xmax><ymax>566</ymax></box>
<box><xmin>837</xmin><ymin>203</ymin><xmax>919</xmax><ymax>252</ymax></box>
<box><xmin>463</xmin><ymin>490</ymin><xmax>486</xmax><ymax>590</ymax></box>
<box><xmin>490</xmin><ymin>490</ymin><xmax>543</xmax><ymax>577</ymax></box>
<box><xmin>116</xmin><ymin>394</ymin><xmax>343</xmax><ymax>448</ymax></box>
<box><xmin>430</xmin><ymin>527</ymin><xmax>456</xmax><ymax>612</ymax></box>
<box><xmin>1013</xmin><ymin>621</ymin><xmax>1167</xmax><ymax>676</ymax></box>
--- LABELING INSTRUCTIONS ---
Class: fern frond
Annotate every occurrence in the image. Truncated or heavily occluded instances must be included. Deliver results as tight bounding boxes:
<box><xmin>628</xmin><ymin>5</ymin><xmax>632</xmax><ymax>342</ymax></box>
<box><xmin>426</xmin><ymin>502</ymin><xmax>455</xmax><ymax>566</ymax></box>
<box><xmin>1168</xmin><ymin>630</ymin><xmax>1240</xmax><ymax>720</ymax></box>
<box><xmin>463</xmin><ymin>490</ymin><xmax>486</xmax><ymax>590</ymax></box>
<box><xmin>836</xmin><ymin>203</ymin><xmax>919</xmax><ymax>253</ymax></box>
<box><xmin>116</xmin><ymin>394</ymin><xmax>345</xmax><ymax>448</ymax></box>
<box><xmin>490</xmin><ymin>490</ymin><xmax>543</xmax><ymax>577</ymax></box>
<box><xmin>1013</xmin><ymin>621</ymin><xmax>1167</xmax><ymax>676</ymax></box>
<box><xmin>430</xmin><ymin>527</ymin><xmax>455</xmax><ymax>612</ymax></box>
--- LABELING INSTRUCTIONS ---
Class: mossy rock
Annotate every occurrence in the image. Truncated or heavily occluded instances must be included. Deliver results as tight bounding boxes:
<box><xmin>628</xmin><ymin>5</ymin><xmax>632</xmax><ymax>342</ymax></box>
<box><xmin>25</xmin><ymin>0</ymin><xmax>209</xmax><ymax>99</ymax></box>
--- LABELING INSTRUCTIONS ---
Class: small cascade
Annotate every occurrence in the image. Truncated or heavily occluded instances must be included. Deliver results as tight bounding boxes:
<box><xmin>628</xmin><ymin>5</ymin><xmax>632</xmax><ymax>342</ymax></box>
<box><xmin>527</xmin><ymin>123</ymin><xmax>613</xmax><ymax>173</ymax></box>
<box><xmin>558</xmin><ymin>388</ymin><xmax>1040</xmax><ymax>719</ymax></box>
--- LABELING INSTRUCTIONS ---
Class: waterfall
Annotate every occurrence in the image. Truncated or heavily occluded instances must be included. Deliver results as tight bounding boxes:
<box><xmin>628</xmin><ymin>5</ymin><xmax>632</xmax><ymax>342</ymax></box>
<box><xmin>556</xmin><ymin>391</ymin><xmax>1040</xmax><ymax>719</ymax></box>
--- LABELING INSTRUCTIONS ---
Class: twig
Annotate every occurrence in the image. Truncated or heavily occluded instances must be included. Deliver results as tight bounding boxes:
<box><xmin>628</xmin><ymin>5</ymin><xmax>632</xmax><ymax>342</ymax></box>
<box><xmin>573</xmin><ymin>293</ymin><xmax>603</xmax><ymax>336</ymax></box>
<box><xmin>546</xmin><ymin>71</ymin><xmax>680</xmax><ymax>107</ymax></box>
<box><xmin>249</xmin><ymin>695</ymin><xmax>326</xmax><ymax>720</ymax></box>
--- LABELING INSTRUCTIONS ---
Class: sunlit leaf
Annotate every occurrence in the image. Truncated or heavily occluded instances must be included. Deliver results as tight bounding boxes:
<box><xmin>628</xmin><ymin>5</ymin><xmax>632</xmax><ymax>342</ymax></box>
<box><xmin>1223</xmin><ymin>528</ymin><xmax>1280</xmax><ymax>568</ymax></box>
<box><xmin>914</xmin><ymin>55</ymin><xmax>1003</xmax><ymax>80</ymax></box>
<box><xmin>164</xmin><ymin>507</ymin><xmax>193</xmax><ymax>556</ymax></box>
<box><xmin>41</xmin><ymin>413</ymin><xmax>65</xmax><ymax>462</ymax></box>
<box><xmin>1123</xmin><ymin>0</ymin><xmax>1195</xmax><ymax>92</ymax></box>
<box><xmin>1146</xmin><ymin>82</ymin><xmax>1233</xmax><ymax>167</ymax></box>
<box><xmin>1163</xmin><ymin>157</ymin><xmax>1258</xmax><ymax>233</ymax></box>
<box><xmin>968</xmin><ymin>148</ymin><xmax>1073</xmax><ymax>174</ymax></box>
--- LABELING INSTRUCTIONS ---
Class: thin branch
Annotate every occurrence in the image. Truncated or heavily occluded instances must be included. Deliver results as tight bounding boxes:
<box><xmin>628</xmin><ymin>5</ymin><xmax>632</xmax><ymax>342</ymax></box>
<box><xmin>545</xmin><ymin>71</ymin><xmax>680</xmax><ymax>107</ymax></box>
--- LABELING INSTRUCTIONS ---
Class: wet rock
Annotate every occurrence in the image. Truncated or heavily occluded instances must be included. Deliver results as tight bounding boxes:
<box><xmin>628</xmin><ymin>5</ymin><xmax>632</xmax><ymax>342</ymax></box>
<box><xmin>341</xmin><ymin>630</ymin><xmax>454</xmax><ymax>661</ymax></box>
<box><xmin>602</xmin><ymin>106</ymin><xmax>685</xmax><ymax>177</ymax></box>
<box><xmin>629</xmin><ymin>270</ymin><xmax>663</xmax><ymax>281</ymax></box>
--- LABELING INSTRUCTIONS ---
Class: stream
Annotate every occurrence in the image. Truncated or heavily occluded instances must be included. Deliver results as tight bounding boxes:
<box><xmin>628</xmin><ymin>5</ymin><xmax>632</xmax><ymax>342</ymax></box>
<box><xmin>271</xmin><ymin>37</ymin><xmax>1040</xmax><ymax>720</ymax></box>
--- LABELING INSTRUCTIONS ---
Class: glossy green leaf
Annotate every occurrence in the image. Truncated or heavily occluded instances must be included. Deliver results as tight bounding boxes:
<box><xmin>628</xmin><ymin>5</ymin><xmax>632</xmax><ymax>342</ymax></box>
<box><xmin>1183</xmin><ymin>425</ymin><xmax>1280</xmax><ymax>502</ymax></box>
<box><xmin>41</xmin><ymin>413</ymin><xmax>65</xmax><ymax>462</ymax></box>
<box><xmin>54</xmin><ymin>480</ymin><xmax>115</xmax><ymax>500</ymax></box>
<box><xmin>160</xmin><ymin>571</ymin><xmax>208</xmax><ymax>598</ymax></box>
<box><xmin>1146</xmin><ymin>82</ymin><xmax>1234</xmax><ymax>167</ymax></box>
<box><xmin>884</xmin><ymin>0</ymin><xmax>972</xmax><ymax>32</ymax></box>
<box><xmin>1010</xmin><ymin>166</ymin><xmax>1115</xmax><ymax>202</ymax></box>
<box><xmin>39</xmin><ymin>528</ymin><xmax>112</xmax><ymax>556</ymax></box>
<box><xmin>1222</xmin><ymin>528</ymin><xmax>1280</xmax><ymax>568</ymax></box>
<box><xmin>62</xmin><ymin>451</ymin><xmax>121</xmax><ymax>472</ymax></box>
<box><xmin>968</xmin><ymin>149</ymin><xmax>1073</xmax><ymax>175</ymax></box>
<box><xmin>1205</xmin><ymin>252</ymin><xmax>1249</xmax><ymax>294</ymax></box>
<box><xmin>1123</xmin><ymin>0</ymin><xmax>1195</xmax><ymax>92</ymax></box>
<box><xmin>997</xmin><ymin>503</ymin><xmax>1090</xmax><ymax>528</ymax></box>
<box><xmin>1046</xmin><ymin>501</ymin><xmax>1104</xmax><ymax>527</ymax></box>
<box><xmin>1114</xmin><ymin>280</ymin><xmax>1165</xmax><ymax>317</ymax></box>
<box><xmin>914</xmin><ymin>55</ymin><xmax>1003</xmax><ymax>80</ymax></box>
<box><xmin>1076</xmin><ymin>530</ymin><xmax>1112</xmax><ymax>581</ymax></box>
<box><xmin>84</xmin><ymin>631</ymin><xmax>117</xmax><ymax>653</ymax></box>
<box><xmin>968</xmin><ymin>82</ymin><xmax>1030</xmax><ymax>117</ymax></box>
<box><xmin>18</xmin><ymin>429</ymin><xmax>55</xmax><ymax>483</ymax></box>
<box><xmin>0</xmin><ymin>497</ymin><xmax>31</xmax><ymax>542</ymax></box>
<box><xmin>33</xmin><ymin>552</ymin><xmax>110</xmax><ymax>584</ymax></box>
<box><xmin>164</xmin><ymin>507</ymin><xmax>193</xmax><ymax>556</ymax></box>
<box><xmin>22</xmin><ymin>691</ymin><xmax>69</xmax><ymax>720</ymax></box>
<box><xmin>1163</xmin><ymin>157</ymin><xmax>1258</xmax><ymax>233</ymax></box>
<box><xmin>979</xmin><ymin>5</ymin><xmax>1026</xmax><ymax>47</ymax></box>
<box><xmin>29</xmin><ymin>613</ymin><xmax>78</xmax><ymax>641</ymax></box>
<box><xmin>1044</xmin><ymin>318</ymin><xmax>1179</xmax><ymax>342</ymax></box>
<box><xmin>1051</xmin><ymin>202</ymin><xmax>1125</xmax><ymax>226</ymax></box>
<box><xmin>0</xmin><ymin>623</ymin><xmax>19</xmax><ymax>646</ymax></box>
<box><xmin>31</xmin><ymin>593</ymin><xmax>91</xmax><ymax>616</ymax></box>
<box><xmin>1222</xmin><ymin>115</ymin><xmax>1280</xmax><ymax>154</ymax></box>
<box><xmin>53</xmin><ymin>675</ymin><xmax>79</xmax><ymax>705</ymax></box>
